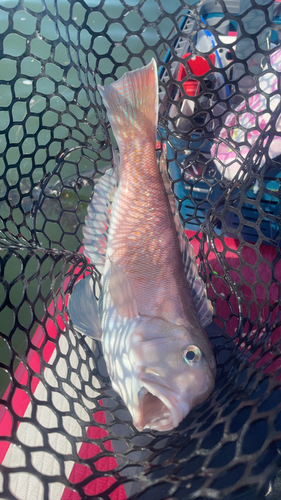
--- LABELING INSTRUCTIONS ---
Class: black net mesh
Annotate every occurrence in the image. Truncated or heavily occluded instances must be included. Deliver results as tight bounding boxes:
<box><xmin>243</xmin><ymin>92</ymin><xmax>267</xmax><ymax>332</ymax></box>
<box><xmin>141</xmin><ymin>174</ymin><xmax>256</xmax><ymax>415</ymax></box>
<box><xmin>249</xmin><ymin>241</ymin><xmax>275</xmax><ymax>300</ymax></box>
<box><xmin>1</xmin><ymin>0</ymin><xmax>281</xmax><ymax>498</ymax></box>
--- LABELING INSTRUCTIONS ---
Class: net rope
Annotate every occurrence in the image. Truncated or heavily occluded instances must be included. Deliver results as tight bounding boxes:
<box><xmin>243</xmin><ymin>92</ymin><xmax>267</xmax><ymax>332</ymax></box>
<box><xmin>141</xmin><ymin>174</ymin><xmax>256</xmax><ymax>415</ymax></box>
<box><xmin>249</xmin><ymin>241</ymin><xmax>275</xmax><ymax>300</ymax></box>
<box><xmin>1</xmin><ymin>0</ymin><xmax>281</xmax><ymax>498</ymax></box>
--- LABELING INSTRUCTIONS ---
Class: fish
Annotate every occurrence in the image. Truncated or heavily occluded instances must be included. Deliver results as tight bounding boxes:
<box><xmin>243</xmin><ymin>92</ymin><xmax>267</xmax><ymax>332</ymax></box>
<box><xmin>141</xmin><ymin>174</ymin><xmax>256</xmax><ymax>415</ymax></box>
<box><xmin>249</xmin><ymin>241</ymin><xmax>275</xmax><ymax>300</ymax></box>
<box><xmin>69</xmin><ymin>59</ymin><xmax>216</xmax><ymax>432</ymax></box>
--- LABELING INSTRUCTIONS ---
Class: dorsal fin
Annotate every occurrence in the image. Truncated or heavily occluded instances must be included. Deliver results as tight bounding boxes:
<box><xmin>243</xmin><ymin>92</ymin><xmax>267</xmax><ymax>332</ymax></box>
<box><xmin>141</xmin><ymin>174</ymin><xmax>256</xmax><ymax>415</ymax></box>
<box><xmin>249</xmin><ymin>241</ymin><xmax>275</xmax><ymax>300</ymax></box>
<box><xmin>159</xmin><ymin>145</ymin><xmax>213</xmax><ymax>327</ymax></box>
<box><xmin>83</xmin><ymin>153</ymin><xmax>119</xmax><ymax>273</ymax></box>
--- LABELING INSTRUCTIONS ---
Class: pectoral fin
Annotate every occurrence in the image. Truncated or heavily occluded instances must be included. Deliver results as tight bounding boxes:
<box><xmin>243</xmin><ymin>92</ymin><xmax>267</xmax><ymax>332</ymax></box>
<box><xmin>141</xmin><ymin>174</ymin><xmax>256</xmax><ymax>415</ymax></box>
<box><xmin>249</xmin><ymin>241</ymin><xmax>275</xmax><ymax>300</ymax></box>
<box><xmin>68</xmin><ymin>276</ymin><xmax>102</xmax><ymax>340</ymax></box>
<box><xmin>109</xmin><ymin>260</ymin><xmax>139</xmax><ymax>319</ymax></box>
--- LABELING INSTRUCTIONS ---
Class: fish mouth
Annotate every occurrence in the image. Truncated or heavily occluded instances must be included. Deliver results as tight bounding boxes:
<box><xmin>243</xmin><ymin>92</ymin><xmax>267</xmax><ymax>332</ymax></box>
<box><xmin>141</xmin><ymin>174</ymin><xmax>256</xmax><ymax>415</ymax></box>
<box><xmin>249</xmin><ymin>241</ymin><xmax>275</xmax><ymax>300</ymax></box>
<box><xmin>135</xmin><ymin>375</ymin><xmax>186</xmax><ymax>432</ymax></box>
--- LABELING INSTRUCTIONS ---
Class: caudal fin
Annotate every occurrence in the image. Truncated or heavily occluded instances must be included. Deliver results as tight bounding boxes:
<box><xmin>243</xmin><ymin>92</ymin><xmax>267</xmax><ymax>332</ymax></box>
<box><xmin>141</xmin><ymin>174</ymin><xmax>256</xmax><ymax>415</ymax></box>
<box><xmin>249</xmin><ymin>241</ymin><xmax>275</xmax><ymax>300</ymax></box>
<box><xmin>98</xmin><ymin>59</ymin><xmax>158</xmax><ymax>150</ymax></box>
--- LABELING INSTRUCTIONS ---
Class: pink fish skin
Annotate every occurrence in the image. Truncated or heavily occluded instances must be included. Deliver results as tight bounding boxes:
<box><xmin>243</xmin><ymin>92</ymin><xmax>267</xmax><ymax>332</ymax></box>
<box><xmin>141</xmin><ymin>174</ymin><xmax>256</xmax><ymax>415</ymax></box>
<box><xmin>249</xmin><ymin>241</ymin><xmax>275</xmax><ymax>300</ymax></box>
<box><xmin>71</xmin><ymin>59</ymin><xmax>216</xmax><ymax>432</ymax></box>
<box><xmin>100</xmin><ymin>62</ymin><xmax>203</xmax><ymax>327</ymax></box>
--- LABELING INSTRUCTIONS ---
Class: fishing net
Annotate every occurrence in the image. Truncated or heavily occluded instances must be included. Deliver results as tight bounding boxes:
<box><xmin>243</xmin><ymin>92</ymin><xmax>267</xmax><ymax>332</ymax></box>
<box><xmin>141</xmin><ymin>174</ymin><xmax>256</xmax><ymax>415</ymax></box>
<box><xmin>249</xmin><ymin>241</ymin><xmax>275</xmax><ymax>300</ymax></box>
<box><xmin>1</xmin><ymin>0</ymin><xmax>281</xmax><ymax>498</ymax></box>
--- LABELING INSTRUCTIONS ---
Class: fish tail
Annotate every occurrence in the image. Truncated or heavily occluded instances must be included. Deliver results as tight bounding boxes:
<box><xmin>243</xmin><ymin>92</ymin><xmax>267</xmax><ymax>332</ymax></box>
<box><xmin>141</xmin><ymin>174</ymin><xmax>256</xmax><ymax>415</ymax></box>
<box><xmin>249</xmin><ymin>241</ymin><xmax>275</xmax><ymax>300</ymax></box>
<box><xmin>98</xmin><ymin>59</ymin><xmax>158</xmax><ymax>149</ymax></box>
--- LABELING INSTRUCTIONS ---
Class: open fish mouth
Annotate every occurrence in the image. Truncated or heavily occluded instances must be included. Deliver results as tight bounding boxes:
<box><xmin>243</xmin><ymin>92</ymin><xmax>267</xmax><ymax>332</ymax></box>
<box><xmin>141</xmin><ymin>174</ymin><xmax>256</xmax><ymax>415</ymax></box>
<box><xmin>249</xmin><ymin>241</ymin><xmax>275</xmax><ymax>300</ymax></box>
<box><xmin>138</xmin><ymin>388</ymin><xmax>173</xmax><ymax>431</ymax></box>
<box><xmin>135</xmin><ymin>376</ymin><xmax>185</xmax><ymax>432</ymax></box>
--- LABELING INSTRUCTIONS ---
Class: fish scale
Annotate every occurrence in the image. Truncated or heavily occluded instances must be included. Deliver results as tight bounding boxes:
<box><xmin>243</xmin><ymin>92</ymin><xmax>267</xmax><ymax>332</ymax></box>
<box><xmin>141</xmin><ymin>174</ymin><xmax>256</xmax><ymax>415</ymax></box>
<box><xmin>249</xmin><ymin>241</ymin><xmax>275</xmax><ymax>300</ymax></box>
<box><xmin>111</xmin><ymin>177</ymin><xmax>198</xmax><ymax>322</ymax></box>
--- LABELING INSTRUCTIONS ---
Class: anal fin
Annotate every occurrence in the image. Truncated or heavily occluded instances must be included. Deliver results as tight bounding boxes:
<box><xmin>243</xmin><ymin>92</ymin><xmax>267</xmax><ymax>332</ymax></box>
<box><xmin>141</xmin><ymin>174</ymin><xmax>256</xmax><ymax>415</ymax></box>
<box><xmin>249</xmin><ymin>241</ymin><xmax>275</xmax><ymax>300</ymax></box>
<box><xmin>83</xmin><ymin>151</ymin><xmax>119</xmax><ymax>273</ymax></box>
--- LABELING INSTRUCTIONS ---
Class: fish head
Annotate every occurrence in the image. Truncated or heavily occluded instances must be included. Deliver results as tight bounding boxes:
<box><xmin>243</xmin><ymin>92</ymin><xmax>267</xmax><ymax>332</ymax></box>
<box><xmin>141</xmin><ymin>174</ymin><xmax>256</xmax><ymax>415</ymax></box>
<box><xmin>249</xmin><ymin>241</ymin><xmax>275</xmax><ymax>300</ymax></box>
<box><xmin>129</xmin><ymin>317</ymin><xmax>216</xmax><ymax>432</ymax></box>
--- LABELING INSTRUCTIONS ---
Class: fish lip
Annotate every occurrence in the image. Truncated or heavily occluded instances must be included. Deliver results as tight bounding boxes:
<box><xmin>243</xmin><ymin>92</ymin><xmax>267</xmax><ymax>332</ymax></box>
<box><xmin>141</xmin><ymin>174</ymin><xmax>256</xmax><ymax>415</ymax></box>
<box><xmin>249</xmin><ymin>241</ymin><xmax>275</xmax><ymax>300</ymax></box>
<box><xmin>134</xmin><ymin>374</ymin><xmax>186</xmax><ymax>432</ymax></box>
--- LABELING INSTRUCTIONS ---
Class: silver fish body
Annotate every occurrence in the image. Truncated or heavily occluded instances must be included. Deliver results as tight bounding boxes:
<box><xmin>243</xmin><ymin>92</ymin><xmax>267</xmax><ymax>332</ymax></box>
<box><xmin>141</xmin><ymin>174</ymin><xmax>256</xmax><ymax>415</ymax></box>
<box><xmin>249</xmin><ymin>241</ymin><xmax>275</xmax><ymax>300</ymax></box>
<box><xmin>69</xmin><ymin>59</ymin><xmax>216</xmax><ymax>432</ymax></box>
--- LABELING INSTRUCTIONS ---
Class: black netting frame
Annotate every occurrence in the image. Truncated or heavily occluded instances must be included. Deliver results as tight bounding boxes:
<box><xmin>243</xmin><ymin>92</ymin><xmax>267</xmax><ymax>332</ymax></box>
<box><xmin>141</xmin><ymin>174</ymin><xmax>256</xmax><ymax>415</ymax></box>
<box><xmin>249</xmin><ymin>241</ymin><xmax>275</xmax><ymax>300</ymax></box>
<box><xmin>1</xmin><ymin>0</ymin><xmax>281</xmax><ymax>499</ymax></box>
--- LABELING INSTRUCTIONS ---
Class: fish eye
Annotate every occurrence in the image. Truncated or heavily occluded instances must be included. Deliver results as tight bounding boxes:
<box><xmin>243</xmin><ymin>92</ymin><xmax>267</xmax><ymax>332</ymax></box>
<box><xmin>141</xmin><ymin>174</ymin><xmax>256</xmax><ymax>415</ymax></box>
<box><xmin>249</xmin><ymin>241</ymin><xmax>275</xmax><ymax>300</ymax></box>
<box><xmin>182</xmin><ymin>345</ymin><xmax>201</xmax><ymax>365</ymax></box>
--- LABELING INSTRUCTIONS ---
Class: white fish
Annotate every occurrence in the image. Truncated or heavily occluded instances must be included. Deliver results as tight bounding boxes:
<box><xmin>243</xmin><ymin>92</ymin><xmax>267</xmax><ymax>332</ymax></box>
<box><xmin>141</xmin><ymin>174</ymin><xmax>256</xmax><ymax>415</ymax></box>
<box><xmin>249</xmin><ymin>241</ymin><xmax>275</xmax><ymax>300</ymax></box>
<box><xmin>69</xmin><ymin>59</ymin><xmax>216</xmax><ymax>432</ymax></box>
